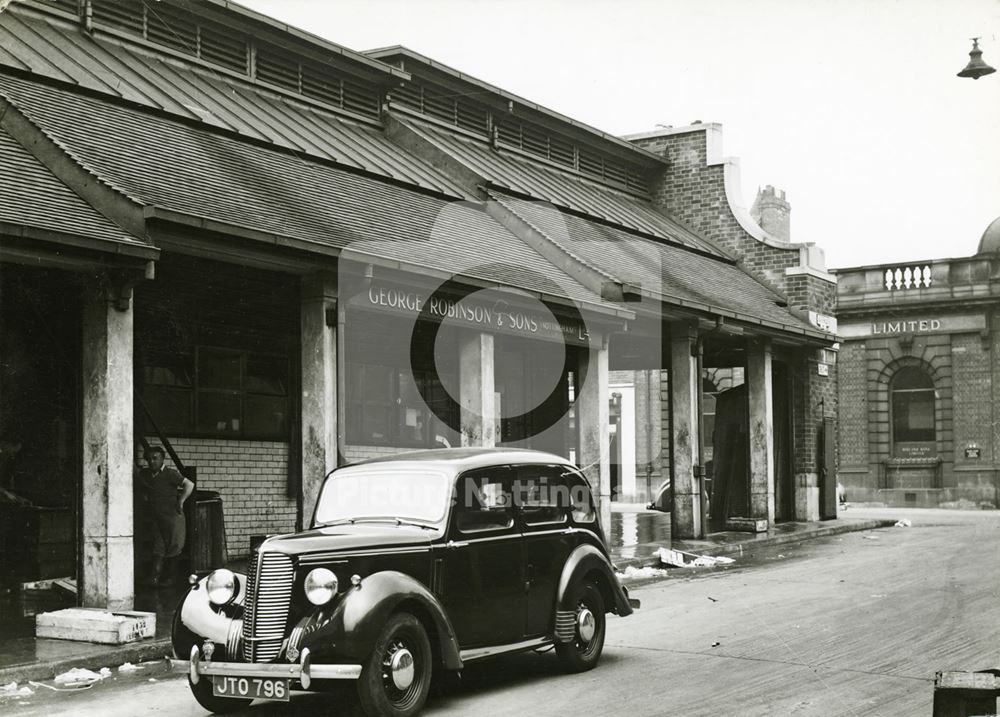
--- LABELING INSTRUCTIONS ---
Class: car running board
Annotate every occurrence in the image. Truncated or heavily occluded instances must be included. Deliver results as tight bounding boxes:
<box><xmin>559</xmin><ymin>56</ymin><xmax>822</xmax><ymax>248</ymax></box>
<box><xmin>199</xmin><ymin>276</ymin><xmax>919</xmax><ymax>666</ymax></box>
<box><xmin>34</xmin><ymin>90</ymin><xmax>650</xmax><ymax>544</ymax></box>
<box><xmin>460</xmin><ymin>637</ymin><xmax>553</xmax><ymax>663</ymax></box>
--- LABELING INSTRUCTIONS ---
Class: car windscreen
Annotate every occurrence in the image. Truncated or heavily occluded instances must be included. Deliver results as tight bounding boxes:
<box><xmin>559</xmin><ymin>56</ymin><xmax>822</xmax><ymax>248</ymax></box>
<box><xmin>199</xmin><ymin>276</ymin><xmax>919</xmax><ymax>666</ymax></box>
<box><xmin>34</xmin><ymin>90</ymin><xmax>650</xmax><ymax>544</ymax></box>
<box><xmin>313</xmin><ymin>467</ymin><xmax>452</xmax><ymax>525</ymax></box>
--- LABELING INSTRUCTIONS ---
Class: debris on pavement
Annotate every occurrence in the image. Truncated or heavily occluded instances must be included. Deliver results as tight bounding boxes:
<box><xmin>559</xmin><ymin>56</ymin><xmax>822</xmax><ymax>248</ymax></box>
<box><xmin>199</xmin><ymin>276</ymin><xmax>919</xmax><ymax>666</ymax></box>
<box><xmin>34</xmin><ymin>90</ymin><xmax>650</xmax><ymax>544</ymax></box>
<box><xmin>894</xmin><ymin>519</ymin><xmax>912</xmax><ymax>527</ymax></box>
<box><xmin>0</xmin><ymin>682</ymin><xmax>33</xmax><ymax>699</ymax></box>
<box><xmin>658</xmin><ymin>547</ymin><xmax>735</xmax><ymax>568</ymax></box>
<box><xmin>34</xmin><ymin>667</ymin><xmax>112</xmax><ymax>690</ymax></box>
<box><xmin>708</xmin><ymin>596</ymin><xmax>718</xmax><ymax>602</ymax></box>
<box><xmin>617</xmin><ymin>565</ymin><xmax>671</xmax><ymax>580</ymax></box>
<box><xmin>862</xmin><ymin>535</ymin><xmax>880</xmax><ymax>540</ymax></box>
<box><xmin>118</xmin><ymin>661</ymin><xmax>143</xmax><ymax>672</ymax></box>
<box><xmin>711</xmin><ymin>641</ymin><xmax>721</xmax><ymax>647</ymax></box>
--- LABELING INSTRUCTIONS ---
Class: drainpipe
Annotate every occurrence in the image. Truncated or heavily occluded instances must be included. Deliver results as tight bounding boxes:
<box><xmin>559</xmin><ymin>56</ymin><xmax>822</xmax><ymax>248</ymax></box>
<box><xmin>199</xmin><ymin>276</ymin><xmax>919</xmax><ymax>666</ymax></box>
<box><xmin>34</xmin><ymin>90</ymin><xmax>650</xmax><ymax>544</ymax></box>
<box><xmin>695</xmin><ymin>336</ymin><xmax>707</xmax><ymax>538</ymax></box>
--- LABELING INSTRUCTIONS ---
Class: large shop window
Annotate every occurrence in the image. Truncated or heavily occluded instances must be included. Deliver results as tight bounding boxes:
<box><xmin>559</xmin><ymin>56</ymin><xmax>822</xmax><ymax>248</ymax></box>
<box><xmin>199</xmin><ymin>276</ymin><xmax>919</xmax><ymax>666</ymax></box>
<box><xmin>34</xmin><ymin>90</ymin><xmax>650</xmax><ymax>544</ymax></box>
<box><xmin>891</xmin><ymin>367</ymin><xmax>935</xmax><ymax>445</ymax></box>
<box><xmin>346</xmin><ymin>365</ymin><xmax>458</xmax><ymax>447</ymax></box>
<box><xmin>142</xmin><ymin>347</ymin><xmax>289</xmax><ymax>439</ymax></box>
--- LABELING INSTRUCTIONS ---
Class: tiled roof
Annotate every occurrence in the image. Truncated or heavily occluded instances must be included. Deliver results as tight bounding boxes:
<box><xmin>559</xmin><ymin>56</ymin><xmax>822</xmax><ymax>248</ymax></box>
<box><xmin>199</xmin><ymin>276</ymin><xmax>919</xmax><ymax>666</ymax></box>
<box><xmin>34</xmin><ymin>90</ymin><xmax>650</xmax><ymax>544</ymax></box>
<box><xmin>492</xmin><ymin>191</ymin><xmax>822</xmax><ymax>335</ymax></box>
<box><xmin>0</xmin><ymin>7</ymin><xmax>467</xmax><ymax>198</ymax></box>
<box><xmin>0</xmin><ymin>124</ymin><xmax>153</xmax><ymax>256</ymax></box>
<box><xmin>0</xmin><ymin>73</ymin><xmax>618</xmax><ymax>314</ymax></box>
<box><xmin>399</xmin><ymin>116</ymin><xmax>728</xmax><ymax>258</ymax></box>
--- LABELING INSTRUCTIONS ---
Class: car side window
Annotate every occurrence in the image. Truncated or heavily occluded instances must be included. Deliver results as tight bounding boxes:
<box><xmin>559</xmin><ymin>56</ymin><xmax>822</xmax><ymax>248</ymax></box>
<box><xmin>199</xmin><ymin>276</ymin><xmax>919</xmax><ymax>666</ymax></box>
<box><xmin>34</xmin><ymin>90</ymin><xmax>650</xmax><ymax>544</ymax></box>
<box><xmin>516</xmin><ymin>465</ymin><xmax>569</xmax><ymax>527</ymax></box>
<box><xmin>455</xmin><ymin>469</ymin><xmax>514</xmax><ymax>533</ymax></box>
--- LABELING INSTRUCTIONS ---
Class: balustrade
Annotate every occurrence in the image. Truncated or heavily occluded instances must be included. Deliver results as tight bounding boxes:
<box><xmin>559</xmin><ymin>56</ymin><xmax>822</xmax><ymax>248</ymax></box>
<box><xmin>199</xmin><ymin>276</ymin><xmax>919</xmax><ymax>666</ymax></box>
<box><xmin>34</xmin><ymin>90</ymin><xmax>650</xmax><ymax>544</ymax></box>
<box><xmin>883</xmin><ymin>265</ymin><xmax>932</xmax><ymax>290</ymax></box>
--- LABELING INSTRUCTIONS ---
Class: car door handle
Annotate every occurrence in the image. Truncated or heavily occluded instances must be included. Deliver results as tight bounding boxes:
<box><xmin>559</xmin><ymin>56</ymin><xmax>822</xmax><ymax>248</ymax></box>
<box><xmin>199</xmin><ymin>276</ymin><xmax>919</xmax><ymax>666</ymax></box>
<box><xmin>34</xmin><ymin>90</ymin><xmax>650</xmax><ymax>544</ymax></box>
<box><xmin>446</xmin><ymin>540</ymin><xmax>468</xmax><ymax>549</ymax></box>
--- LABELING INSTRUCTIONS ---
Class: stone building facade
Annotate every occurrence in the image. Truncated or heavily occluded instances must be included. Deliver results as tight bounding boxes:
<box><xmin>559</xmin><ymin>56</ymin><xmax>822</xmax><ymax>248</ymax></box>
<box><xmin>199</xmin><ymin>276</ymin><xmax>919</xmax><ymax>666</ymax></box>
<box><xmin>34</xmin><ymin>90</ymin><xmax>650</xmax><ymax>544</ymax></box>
<box><xmin>834</xmin><ymin>218</ymin><xmax>1000</xmax><ymax>507</ymax></box>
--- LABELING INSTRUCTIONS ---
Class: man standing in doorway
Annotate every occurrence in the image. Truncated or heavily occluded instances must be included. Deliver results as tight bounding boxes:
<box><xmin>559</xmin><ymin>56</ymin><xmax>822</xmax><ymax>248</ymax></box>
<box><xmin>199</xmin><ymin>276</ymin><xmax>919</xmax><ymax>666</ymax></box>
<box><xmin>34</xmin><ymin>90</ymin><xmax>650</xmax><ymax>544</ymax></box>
<box><xmin>138</xmin><ymin>446</ymin><xmax>194</xmax><ymax>586</ymax></box>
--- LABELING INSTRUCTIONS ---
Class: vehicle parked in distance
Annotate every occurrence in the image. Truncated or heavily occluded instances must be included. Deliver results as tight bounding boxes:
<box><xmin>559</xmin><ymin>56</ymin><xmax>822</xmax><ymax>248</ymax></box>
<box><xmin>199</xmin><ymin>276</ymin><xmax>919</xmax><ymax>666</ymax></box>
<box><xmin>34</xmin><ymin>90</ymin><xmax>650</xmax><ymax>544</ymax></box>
<box><xmin>170</xmin><ymin>448</ymin><xmax>638</xmax><ymax>716</ymax></box>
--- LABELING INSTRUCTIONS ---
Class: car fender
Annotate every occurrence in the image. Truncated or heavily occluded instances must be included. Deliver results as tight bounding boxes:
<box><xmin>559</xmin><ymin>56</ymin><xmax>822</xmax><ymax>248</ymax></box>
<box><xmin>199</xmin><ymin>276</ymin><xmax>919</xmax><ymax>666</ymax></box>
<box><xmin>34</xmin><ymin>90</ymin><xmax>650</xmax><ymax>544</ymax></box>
<box><xmin>556</xmin><ymin>543</ymin><xmax>633</xmax><ymax>617</ymax></box>
<box><xmin>301</xmin><ymin>570</ymin><xmax>462</xmax><ymax>670</ymax></box>
<box><xmin>172</xmin><ymin>572</ymin><xmax>247</xmax><ymax>658</ymax></box>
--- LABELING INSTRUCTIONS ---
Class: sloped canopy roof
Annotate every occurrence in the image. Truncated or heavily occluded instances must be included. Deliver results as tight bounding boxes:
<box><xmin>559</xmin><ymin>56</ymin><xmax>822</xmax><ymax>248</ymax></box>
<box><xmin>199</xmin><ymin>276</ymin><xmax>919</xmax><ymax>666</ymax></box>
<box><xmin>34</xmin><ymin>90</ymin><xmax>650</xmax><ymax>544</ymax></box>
<box><xmin>400</xmin><ymin>116</ymin><xmax>726</xmax><ymax>258</ymax></box>
<box><xmin>491</xmin><ymin>191</ymin><xmax>824</xmax><ymax>338</ymax></box>
<box><xmin>0</xmin><ymin>73</ymin><xmax>621</xmax><ymax>316</ymax></box>
<box><xmin>0</xmin><ymin>124</ymin><xmax>155</xmax><ymax>259</ymax></box>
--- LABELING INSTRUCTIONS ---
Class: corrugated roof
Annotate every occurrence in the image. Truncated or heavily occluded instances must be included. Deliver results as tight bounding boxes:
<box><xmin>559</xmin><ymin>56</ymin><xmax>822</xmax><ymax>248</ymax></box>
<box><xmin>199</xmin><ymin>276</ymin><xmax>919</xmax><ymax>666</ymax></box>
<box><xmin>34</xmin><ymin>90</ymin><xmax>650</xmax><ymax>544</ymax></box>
<box><xmin>0</xmin><ymin>73</ymin><xmax>618</xmax><ymax>314</ymax></box>
<box><xmin>0</xmin><ymin>6</ymin><xmax>468</xmax><ymax>198</ymax></box>
<box><xmin>492</xmin><ymin>191</ymin><xmax>822</xmax><ymax>335</ymax></box>
<box><xmin>0</xmin><ymin>124</ymin><xmax>153</xmax><ymax>256</ymax></box>
<box><xmin>401</xmin><ymin>116</ymin><xmax>728</xmax><ymax>258</ymax></box>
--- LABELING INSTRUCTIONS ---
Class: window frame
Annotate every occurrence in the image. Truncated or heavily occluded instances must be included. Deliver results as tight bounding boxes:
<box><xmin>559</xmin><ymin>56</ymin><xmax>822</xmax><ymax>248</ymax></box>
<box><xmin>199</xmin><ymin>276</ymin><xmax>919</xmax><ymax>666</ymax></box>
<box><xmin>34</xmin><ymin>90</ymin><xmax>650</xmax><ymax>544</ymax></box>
<box><xmin>141</xmin><ymin>345</ymin><xmax>290</xmax><ymax>440</ymax></box>
<box><xmin>890</xmin><ymin>366</ymin><xmax>937</xmax><ymax>454</ymax></box>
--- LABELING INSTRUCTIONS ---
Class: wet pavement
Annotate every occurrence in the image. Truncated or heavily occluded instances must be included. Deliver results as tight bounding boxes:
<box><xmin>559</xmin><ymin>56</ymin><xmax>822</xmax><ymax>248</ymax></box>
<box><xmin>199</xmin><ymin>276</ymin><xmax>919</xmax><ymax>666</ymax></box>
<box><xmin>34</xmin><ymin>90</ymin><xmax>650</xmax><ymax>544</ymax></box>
<box><xmin>0</xmin><ymin>505</ymin><xmax>898</xmax><ymax>685</ymax></box>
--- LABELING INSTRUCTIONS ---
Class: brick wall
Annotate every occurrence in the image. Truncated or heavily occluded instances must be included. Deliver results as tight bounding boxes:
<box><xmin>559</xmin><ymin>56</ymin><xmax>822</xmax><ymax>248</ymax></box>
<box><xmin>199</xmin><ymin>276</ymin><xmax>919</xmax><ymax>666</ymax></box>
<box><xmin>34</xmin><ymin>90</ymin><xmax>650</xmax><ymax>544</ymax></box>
<box><xmin>838</xmin><ymin>341</ymin><xmax>869</xmax><ymax>473</ymax></box>
<box><xmin>952</xmin><ymin>333</ymin><xmax>992</xmax><ymax>463</ymax></box>
<box><xmin>631</xmin><ymin>130</ymin><xmax>800</xmax><ymax>294</ymax></box>
<box><xmin>632</xmin><ymin>127</ymin><xmax>838</xmax><ymax>517</ymax></box>
<box><xmin>343</xmin><ymin>444</ymin><xmax>410</xmax><ymax>463</ymax></box>
<box><xmin>152</xmin><ymin>437</ymin><xmax>296</xmax><ymax>557</ymax></box>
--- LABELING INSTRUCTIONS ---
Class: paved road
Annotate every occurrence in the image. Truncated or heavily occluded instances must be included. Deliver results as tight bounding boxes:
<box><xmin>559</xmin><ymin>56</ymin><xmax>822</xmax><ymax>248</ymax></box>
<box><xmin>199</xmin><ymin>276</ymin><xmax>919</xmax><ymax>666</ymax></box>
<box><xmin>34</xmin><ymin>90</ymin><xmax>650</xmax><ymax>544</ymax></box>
<box><xmin>4</xmin><ymin>508</ymin><xmax>998</xmax><ymax>716</ymax></box>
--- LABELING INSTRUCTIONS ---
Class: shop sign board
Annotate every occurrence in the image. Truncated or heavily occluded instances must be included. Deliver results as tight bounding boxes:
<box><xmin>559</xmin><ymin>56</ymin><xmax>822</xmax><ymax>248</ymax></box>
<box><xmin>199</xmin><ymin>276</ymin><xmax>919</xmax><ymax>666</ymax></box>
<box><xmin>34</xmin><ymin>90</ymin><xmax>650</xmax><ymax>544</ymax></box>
<box><xmin>893</xmin><ymin>442</ymin><xmax>936</xmax><ymax>459</ymax></box>
<box><xmin>353</xmin><ymin>282</ymin><xmax>591</xmax><ymax>346</ymax></box>
<box><xmin>838</xmin><ymin>314</ymin><xmax>986</xmax><ymax>339</ymax></box>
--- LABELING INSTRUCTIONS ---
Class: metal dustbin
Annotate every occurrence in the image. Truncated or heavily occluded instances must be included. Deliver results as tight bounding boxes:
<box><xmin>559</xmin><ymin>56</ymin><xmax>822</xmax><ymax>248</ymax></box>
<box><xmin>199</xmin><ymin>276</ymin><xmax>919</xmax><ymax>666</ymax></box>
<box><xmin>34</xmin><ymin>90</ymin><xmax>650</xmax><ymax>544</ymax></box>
<box><xmin>188</xmin><ymin>490</ymin><xmax>228</xmax><ymax>572</ymax></box>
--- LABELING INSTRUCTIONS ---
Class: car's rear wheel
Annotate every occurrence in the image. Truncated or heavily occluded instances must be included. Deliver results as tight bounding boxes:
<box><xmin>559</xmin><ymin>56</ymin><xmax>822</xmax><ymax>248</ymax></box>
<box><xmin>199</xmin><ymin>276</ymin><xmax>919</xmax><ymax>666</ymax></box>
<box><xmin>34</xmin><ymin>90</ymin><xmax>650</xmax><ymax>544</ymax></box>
<box><xmin>555</xmin><ymin>581</ymin><xmax>606</xmax><ymax>672</ymax></box>
<box><xmin>187</xmin><ymin>675</ymin><xmax>252</xmax><ymax>714</ymax></box>
<box><xmin>358</xmin><ymin>612</ymin><xmax>433</xmax><ymax>717</ymax></box>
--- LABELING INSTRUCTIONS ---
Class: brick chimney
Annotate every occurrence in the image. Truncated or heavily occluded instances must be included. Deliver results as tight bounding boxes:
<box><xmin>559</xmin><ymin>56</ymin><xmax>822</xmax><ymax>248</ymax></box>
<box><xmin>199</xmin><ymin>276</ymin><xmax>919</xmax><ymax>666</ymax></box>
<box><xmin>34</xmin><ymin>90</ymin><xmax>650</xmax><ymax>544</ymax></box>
<box><xmin>750</xmin><ymin>185</ymin><xmax>791</xmax><ymax>243</ymax></box>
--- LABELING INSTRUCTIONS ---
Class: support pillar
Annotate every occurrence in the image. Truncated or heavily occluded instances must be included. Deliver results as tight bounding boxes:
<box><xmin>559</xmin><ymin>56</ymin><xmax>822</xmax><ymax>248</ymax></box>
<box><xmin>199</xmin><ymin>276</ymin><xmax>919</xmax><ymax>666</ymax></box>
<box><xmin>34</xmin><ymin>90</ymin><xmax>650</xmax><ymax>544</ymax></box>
<box><xmin>577</xmin><ymin>336</ymin><xmax>610</xmax><ymax>537</ymax></box>
<box><xmin>459</xmin><ymin>332</ymin><xmax>495</xmax><ymax>447</ymax></box>
<box><xmin>748</xmin><ymin>339</ymin><xmax>775</xmax><ymax>526</ymax></box>
<box><xmin>300</xmin><ymin>272</ymin><xmax>338</xmax><ymax>527</ymax></box>
<box><xmin>81</xmin><ymin>279</ymin><xmax>134</xmax><ymax>610</ymax></box>
<box><xmin>670</xmin><ymin>323</ymin><xmax>703</xmax><ymax>539</ymax></box>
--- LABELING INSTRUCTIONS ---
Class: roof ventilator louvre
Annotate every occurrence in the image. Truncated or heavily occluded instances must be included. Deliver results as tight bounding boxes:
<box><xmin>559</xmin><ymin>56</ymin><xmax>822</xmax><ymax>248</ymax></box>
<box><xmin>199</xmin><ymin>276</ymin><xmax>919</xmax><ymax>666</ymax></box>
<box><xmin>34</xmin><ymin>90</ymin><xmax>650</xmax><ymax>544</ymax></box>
<box><xmin>257</xmin><ymin>45</ymin><xmax>301</xmax><ymax>93</ymax></box>
<box><xmin>90</xmin><ymin>0</ymin><xmax>144</xmax><ymax>36</ymax></box>
<box><xmin>302</xmin><ymin>63</ymin><xmax>343</xmax><ymax>106</ymax></box>
<box><xmin>198</xmin><ymin>25</ymin><xmax>248</xmax><ymax>74</ymax></box>
<box><xmin>145</xmin><ymin>3</ymin><xmax>197</xmax><ymax>57</ymax></box>
<box><xmin>341</xmin><ymin>76</ymin><xmax>380</xmax><ymax>118</ymax></box>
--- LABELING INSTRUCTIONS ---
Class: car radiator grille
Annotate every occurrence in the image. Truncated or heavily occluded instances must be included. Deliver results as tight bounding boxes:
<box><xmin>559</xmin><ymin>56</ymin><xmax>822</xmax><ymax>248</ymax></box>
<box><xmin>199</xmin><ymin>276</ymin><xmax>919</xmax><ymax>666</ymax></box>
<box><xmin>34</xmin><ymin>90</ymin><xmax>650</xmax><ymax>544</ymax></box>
<box><xmin>242</xmin><ymin>551</ymin><xmax>294</xmax><ymax>662</ymax></box>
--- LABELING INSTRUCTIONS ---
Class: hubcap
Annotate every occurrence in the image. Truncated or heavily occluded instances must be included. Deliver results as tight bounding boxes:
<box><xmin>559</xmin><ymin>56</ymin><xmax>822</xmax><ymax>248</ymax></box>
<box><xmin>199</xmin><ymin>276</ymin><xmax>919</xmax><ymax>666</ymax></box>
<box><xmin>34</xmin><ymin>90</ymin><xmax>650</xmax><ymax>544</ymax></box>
<box><xmin>389</xmin><ymin>647</ymin><xmax>415</xmax><ymax>690</ymax></box>
<box><xmin>577</xmin><ymin>607</ymin><xmax>596</xmax><ymax>643</ymax></box>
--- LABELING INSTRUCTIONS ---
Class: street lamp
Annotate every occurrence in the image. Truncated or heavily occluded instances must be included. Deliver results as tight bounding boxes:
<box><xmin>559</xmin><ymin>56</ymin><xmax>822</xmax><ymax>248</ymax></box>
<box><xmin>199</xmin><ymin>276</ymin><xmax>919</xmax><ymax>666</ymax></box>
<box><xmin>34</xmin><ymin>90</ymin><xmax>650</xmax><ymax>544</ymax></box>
<box><xmin>957</xmin><ymin>37</ymin><xmax>996</xmax><ymax>79</ymax></box>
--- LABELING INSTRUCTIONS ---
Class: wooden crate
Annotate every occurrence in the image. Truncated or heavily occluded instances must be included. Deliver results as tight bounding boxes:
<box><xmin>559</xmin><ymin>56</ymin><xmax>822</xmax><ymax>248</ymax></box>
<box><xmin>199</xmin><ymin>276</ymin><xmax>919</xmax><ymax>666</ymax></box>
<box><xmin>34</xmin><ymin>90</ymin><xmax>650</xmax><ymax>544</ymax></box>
<box><xmin>36</xmin><ymin>608</ymin><xmax>156</xmax><ymax>644</ymax></box>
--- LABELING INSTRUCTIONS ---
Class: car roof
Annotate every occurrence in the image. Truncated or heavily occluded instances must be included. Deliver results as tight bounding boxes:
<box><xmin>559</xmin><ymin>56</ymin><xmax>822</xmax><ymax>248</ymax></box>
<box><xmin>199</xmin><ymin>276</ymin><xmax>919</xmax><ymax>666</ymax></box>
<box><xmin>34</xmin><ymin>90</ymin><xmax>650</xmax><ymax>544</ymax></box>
<box><xmin>341</xmin><ymin>447</ymin><xmax>577</xmax><ymax>475</ymax></box>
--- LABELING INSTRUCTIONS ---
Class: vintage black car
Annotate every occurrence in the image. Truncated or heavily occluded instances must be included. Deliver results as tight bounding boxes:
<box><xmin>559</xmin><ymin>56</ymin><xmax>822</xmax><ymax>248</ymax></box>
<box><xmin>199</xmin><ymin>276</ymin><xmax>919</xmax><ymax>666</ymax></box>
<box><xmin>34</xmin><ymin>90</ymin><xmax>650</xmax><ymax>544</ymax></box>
<box><xmin>169</xmin><ymin>448</ymin><xmax>637</xmax><ymax>716</ymax></box>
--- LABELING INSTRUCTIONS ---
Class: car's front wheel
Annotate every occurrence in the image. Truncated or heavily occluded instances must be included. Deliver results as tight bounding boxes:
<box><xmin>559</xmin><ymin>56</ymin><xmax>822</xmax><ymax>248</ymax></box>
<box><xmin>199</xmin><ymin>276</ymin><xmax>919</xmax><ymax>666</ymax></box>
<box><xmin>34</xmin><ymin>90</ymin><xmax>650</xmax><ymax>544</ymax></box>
<box><xmin>555</xmin><ymin>581</ymin><xmax>606</xmax><ymax>672</ymax></box>
<box><xmin>187</xmin><ymin>675</ymin><xmax>252</xmax><ymax>714</ymax></box>
<box><xmin>358</xmin><ymin>612</ymin><xmax>433</xmax><ymax>717</ymax></box>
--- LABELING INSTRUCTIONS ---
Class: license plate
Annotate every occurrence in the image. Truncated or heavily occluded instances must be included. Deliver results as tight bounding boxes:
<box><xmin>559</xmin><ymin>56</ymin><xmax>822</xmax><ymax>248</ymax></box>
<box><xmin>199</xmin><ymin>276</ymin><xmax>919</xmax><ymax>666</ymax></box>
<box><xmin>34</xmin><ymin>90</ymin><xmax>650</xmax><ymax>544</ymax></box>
<box><xmin>212</xmin><ymin>675</ymin><xmax>289</xmax><ymax>701</ymax></box>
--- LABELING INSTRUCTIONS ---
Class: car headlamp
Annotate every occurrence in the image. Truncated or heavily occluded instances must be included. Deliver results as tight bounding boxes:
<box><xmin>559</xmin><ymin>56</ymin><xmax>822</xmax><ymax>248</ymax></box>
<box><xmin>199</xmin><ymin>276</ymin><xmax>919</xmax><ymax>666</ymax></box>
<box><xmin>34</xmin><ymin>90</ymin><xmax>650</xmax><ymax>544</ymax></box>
<box><xmin>206</xmin><ymin>568</ymin><xmax>238</xmax><ymax>606</ymax></box>
<box><xmin>304</xmin><ymin>568</ymin><xmax>339</xmax><ymax>605</ymax></box>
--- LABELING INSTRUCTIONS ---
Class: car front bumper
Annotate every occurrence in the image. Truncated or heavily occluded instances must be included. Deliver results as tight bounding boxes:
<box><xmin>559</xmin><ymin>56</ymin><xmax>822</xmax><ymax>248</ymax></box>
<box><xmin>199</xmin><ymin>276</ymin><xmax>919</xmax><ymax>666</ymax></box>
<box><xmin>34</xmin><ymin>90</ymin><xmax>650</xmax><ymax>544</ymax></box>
<box><xmin>169</xmin><ymin>645</ymin><xmax>361</xmax><ymax>689</ymax></box>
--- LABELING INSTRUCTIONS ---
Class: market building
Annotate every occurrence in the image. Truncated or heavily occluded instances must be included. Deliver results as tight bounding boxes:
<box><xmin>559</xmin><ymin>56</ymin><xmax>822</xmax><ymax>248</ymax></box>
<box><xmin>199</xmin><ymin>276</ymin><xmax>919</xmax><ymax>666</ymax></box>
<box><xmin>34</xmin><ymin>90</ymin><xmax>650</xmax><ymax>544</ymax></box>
<box><xmin>834</xmin><ymin>218</ymin><xmax>1000</xmax><ymax>508</ymax></box>
<box><xmin>0</xmin><ymin>0</ymin><xmax>837</xmax><ymax>613</ymax></box>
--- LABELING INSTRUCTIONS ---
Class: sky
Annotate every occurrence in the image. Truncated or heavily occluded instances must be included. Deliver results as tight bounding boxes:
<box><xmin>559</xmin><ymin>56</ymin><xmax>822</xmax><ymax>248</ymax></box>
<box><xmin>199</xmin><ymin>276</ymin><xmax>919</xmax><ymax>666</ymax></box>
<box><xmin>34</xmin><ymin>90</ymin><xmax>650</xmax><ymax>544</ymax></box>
<box><xmin>242</xmin><ymin>0</ymin><xmax>1000</xmax><ymax>270</ymax></box>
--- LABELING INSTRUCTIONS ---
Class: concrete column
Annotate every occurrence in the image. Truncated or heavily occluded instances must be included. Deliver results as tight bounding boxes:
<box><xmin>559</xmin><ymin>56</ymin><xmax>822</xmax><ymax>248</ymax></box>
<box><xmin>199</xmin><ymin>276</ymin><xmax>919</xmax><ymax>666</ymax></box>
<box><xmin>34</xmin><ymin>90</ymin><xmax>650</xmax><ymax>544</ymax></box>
<box><xmin>300</xmin><ymin>272</ymin><xmax>338</xmax><ymax>526</ymax></box>
<box><xmin>577</xmin><ymin>336</ymin><xmax>610</xmax><ymax>537</ymax></box>
<box><xmin>81</xmin><ymin>280</ymin><xmax>134</xmax><ymax>610</ymax></box>
<box><xmin>747</xmin><ymin>339</ymin><xmax>775</xmax><ymax>525</ymax></box>
<box><xmin>459</xmin><ymin>332</ymin><xmax>495</xmax><ymax>447</ymax></box>
<box><xmin>670</xmin><ymin>323</ymin><xmax>702</xmax><ymax>539</ymax></box>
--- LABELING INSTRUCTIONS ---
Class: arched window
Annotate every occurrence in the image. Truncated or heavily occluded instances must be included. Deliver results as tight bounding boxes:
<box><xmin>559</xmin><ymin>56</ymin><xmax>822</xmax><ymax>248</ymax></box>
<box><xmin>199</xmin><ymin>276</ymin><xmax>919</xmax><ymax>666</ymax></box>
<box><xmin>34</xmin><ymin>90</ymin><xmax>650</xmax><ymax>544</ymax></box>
<box><xmin>891</xmin><ymin>367</ymin><xmax>935</xmax><ymax>447</ymax></box>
